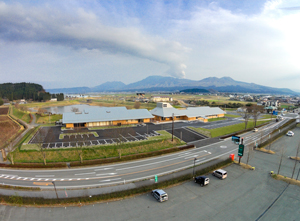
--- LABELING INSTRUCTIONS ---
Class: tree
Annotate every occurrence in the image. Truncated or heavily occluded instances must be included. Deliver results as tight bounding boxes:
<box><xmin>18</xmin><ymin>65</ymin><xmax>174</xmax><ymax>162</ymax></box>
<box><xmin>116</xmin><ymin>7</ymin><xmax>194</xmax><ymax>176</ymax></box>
<box><xmin>134</xmin><ymin>101</ymin><xmax>141</xmax><ymax>109</ymax></box>
<box><xmin>240</xmin><ymin>108</ymin><xmax>251</xmax><ymax>129</ymax></box>
<box><xmin>277</xmin><ymin>144</ymin><xmax>286</xmax><ymax>175</ymax></box>
<box><xmin>249</xmin><ymin>105</ymin><xmax>264</xmax><ymax>127</ymax></box>
<box><xmin>71</xmin><ymin>107</ymin><xmax>79</xmax><ymax>112</ymax></box>
<box><xmin>0</xmin><ymin>98</ymin><xmax>3</xmax><ymax>106</ymax></box>
<box><xmin>35</xmin><ymin>129</ymin><xmax>47</xmax><ymax>165</ymax></box>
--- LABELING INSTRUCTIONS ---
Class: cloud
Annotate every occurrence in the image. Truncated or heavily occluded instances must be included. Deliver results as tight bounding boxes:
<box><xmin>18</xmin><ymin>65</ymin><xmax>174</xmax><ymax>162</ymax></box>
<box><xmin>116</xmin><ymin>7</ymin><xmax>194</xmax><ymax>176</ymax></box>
<box><xmin>0</xmin><ymin>2</ymin><xmax>189</xmax><ymax>78</ymax></box>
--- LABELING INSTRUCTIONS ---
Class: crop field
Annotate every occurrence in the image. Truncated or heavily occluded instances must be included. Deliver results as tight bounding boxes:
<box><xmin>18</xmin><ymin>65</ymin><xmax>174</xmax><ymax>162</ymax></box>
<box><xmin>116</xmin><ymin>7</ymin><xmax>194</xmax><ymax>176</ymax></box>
<box><xmin>0</xmin><ymin>107</ymin><xmax>9</xmax><ymax>115</ymax></box>
<box><xmin>0</xmin><ymin>116</ymin><xmax>20</xmax><ymax>147</ymax></box>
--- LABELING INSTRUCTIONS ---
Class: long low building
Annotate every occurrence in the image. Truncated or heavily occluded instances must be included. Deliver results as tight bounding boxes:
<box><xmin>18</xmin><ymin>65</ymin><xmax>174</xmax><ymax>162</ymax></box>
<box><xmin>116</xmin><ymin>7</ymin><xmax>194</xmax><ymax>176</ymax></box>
<box><xmin>150</xmin><ymin>102</ymin><xmax>225</xmax><ymax>122</ymax></box>
<box><xmin>63</xmin><ymin>107</ymin><xmax>154</xmax><ymax>128</ymax></box>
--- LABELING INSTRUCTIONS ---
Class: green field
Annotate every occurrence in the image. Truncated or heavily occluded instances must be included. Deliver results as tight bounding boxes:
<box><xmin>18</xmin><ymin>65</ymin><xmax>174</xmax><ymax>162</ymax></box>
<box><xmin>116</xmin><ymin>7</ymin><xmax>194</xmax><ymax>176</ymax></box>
<box><xmin>208</xmin><ymin>117</ymin><xmax>226</xmax><ymax>122</ymax></box>
<box><xmin>190</xmin><ymin>119</ymin><xmax>270</xmax><ymax>138</ymax></box>
<box><xmin>35</xmin><ymin>114</ymin><xmax>62</xmax><ymax>124</ymax></box>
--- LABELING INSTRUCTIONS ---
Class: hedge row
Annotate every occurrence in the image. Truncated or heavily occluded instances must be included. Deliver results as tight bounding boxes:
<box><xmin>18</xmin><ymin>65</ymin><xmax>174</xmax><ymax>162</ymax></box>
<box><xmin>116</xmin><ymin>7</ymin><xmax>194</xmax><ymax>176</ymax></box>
<box><xmin>1</xmin><ymin>158</ymin><xmax>233</xmax><ymax>206</ymax></box>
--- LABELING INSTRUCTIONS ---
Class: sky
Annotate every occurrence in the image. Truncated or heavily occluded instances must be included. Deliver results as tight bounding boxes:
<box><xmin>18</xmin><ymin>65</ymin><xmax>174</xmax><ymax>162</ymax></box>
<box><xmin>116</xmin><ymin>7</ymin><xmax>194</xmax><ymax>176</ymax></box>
<box><xmin>0</xmin><ymin>0</ymin><xmax>300</xmax><ymax>91</ymax></box>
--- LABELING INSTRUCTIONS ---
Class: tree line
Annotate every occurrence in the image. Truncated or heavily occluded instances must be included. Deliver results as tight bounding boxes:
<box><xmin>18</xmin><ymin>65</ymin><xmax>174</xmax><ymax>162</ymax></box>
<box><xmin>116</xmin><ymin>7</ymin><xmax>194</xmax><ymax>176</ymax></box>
<box><xmin>0</xmin><ymin>82</ymin><xmax>64</xmax><ymax>102</ymax></box>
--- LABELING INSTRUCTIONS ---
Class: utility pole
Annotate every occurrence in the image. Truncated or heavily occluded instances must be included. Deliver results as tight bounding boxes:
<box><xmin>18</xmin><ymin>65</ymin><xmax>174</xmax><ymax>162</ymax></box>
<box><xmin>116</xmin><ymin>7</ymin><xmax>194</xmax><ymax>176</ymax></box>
<box><xmin>52</xmin><ymin>181</ymin><xmax>59</xmax><ymax>199</ymax></box>
<box><xmin>172</xmin><ymin>113</ymin><xmax>174</xmax><ymax>142</ymax></box>
<box><xmin>193</xmin><ymin>158</ymin><xmax>197</xmax><ymax>178</ymax></box>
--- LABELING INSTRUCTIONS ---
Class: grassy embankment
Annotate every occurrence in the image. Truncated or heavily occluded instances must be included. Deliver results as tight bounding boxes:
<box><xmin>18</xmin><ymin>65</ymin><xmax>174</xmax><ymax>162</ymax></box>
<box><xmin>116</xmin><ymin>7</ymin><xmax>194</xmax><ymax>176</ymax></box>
<box><xmin>12</xmin><ymin>106</ymin><xmax>31</xmax><ymax>124</ymax></box>
<box><xmin>14</xmin><ymin>130</ymin><xmax>185</xmax><ymax>163</ymax></box>
<box><xmin>189</xmin><ymin>119</ymin><xmax>271</xmax><ymax>138</ymax></box>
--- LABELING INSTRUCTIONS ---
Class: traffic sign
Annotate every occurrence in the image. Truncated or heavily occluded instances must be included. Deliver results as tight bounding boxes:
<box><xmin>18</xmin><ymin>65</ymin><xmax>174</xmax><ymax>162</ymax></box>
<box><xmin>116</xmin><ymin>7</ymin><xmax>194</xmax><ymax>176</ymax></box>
<box><xmin>238</xmin><ymin>144</ymin><xmax>244</xmax><ymax>157</ymax></box>
<box><xmin>155</xmin><ymin>175</ymin><xmax>158</xmax><ymax>183</ymax></box>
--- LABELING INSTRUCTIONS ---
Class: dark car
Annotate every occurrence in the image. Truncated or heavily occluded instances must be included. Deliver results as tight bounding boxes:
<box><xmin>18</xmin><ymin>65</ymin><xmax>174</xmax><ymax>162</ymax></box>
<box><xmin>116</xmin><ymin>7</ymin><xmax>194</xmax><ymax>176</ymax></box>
<box><xmin>194</xmin><ymin>176</ymin><xmax>210</xmax><ymax>187</ymax></box>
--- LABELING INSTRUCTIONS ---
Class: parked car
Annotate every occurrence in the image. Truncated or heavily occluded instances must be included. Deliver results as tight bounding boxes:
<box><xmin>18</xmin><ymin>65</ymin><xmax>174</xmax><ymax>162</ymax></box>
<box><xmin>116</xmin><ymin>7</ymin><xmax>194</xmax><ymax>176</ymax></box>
<box><xmin>194</xmin><ymin>176</ymin><xmax>209</xmax><ymax>187</ymax></box>
<box><xmin>286</xmin><ymin>131</ymin><xmax>294</xmax><ymax>137</ymax></box>
<box><xmin>212</xmin><ymin>169</ymin><xmax>227</xmax><ymax>179</ymax></box>
<box><xmin>253</xmin><ymin>128</ymin><xmax>258</xmax><ymax>132</ymax></box>
<box><xmin>151</xmin><ymin>189</ymin><xmax>168</xmax><ymax>202</ymax></box>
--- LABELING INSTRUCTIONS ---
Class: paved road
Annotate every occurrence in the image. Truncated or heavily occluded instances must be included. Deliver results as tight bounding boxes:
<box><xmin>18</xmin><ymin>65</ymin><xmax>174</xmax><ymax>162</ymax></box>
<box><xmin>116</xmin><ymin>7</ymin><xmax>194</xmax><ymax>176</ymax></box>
<box><xmin>0</xmin><ymin>117</ymin><xmax>294</xmax><ymax>190</ymax></box>
<box><xmin>1</xmin><ymin>126</ymin><xmax>300</xmax><ymax>221</ymax></box>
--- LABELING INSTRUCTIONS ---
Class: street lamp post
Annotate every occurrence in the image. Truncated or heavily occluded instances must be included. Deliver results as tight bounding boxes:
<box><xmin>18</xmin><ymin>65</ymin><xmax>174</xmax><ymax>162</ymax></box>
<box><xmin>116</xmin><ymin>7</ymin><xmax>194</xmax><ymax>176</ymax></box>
<box><xmin>52</xmin><ymin>181</ymin><xmax>59</xmax><ymax>199</ymax></box>
<box><xmin>193</xmin><ymin>157</ymin><xmax>197</xmax><ymax>178</ymax></box>
<box><xmin>172</xmin><ymin>113</ymin><xmax>174</xmax><ymax>142</ymax></box>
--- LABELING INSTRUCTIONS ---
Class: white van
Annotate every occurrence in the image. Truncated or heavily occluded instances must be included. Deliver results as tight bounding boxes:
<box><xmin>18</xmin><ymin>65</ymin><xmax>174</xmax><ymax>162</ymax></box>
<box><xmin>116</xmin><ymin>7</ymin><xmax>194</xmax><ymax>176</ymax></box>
<box><xmin>151</xmin><ymin>189</ymin><xmax>168</xmax><ymax>202</ymax></box>
<box><xmin>212</xmin><ymin>169</ymin><xmax>227</xmax><ymax>179</ymax></box>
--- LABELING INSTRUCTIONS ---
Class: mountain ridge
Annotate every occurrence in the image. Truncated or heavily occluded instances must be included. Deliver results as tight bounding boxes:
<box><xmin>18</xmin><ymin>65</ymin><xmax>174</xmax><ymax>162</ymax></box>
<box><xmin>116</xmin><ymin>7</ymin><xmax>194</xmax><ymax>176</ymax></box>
<box><xmin>46</xmin><ymin>75</ymin><xmax>297</xmax><ymax>95</ymax></box>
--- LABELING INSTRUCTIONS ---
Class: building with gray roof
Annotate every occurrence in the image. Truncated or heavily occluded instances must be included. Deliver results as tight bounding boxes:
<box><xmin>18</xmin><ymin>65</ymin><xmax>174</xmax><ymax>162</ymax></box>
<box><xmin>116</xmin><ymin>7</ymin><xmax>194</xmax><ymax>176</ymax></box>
<box><xmin>150</xmin><ymin>102</ymin><xmax>225</xmax><ymax>122</ymax></box>
<box><xmin>63</xmin><ymin>107</ymin><xmax>154</xmax><ymax>128</ymax></box>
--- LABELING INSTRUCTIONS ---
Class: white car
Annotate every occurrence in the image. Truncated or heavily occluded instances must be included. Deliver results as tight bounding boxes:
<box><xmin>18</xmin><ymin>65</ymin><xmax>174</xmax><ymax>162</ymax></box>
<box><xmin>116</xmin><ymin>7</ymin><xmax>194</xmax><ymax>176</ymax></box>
<box><xmin>286</xmin><ymin>131</ymin><xmax>294</xmax><ymax>137</ymax></box>
<box><xmin>253</xmin><ymin>128</ymin><xmax>258</xmax><ymax>132</ymax></box>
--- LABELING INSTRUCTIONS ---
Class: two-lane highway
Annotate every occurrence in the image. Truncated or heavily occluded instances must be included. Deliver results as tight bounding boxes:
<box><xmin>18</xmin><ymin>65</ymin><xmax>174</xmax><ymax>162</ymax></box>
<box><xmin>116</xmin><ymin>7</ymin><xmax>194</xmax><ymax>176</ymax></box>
<box><xmin>0</xmin><ymin>114</ymin><xmax>296</xmax><ymax>189</ymax></box>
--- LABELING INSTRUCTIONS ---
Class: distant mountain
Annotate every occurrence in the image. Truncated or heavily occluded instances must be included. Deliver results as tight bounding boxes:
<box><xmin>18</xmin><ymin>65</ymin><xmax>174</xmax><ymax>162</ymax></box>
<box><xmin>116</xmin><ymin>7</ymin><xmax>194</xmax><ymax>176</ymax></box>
<box><xmin>46</xmin><ymin>75</ymin><xmax>297</xmax><ymax>95</ymax></box>
<box><xmin>47</xmin><ymin>87</ymin><xmax>91</xmax><ymax>94</ymax></box>
<box><xmin>92</xmin><ymin>81</ymin><xmax>126</xmax><ymax>91</ymax></box>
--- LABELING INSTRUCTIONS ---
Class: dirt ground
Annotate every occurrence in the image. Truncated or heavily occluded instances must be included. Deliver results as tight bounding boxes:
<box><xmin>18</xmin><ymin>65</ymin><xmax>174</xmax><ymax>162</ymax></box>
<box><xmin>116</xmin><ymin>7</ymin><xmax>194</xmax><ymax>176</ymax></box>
<box><xmin>0</xmin><ymin>116</ymin><xmax>20</xmax><ymax>147</ymax></box>
<box><xmin>0</xmin><ymin>107</ymin><xmax>9</xmax><ymax>115</ymax></box>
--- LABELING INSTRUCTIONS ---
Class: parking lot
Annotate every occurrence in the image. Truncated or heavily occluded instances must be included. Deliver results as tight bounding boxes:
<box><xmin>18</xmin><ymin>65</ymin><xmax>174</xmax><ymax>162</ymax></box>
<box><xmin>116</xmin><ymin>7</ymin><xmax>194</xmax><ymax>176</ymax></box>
<box><xmin>30</xmin><ymin>127</ymin><xmax>161</xmax><ymax>149</ymax></box>
<box><xmin>28</xmin><ymin>117</ymin><xmax>250</xmax><ymax>149</ymax></box>
<box><xmin>166</xmin><ymin>127</ymin><xmax>208</xmax><ymax>143</ymax></box>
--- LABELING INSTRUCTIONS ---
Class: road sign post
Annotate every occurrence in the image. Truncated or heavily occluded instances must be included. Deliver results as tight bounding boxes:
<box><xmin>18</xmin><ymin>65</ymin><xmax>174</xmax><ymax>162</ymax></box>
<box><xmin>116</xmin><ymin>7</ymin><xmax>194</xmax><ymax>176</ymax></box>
<box><xmin>154</xmin><ymin>175</ymin><xmax>158</xmax><ymax>183</ymax></box>
<box><xmin>238</xmin><ymin>138</ymin><xmax>244</xmax><ymax>164</ymax></box>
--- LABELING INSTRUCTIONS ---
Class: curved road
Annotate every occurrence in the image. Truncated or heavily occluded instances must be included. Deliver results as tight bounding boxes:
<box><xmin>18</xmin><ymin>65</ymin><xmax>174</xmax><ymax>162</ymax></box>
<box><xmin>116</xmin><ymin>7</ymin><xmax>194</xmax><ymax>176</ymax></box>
<box><xmin>0</xmin><ymin>115</ymin><xmax>297</xmax><ymax>189</ymax></box>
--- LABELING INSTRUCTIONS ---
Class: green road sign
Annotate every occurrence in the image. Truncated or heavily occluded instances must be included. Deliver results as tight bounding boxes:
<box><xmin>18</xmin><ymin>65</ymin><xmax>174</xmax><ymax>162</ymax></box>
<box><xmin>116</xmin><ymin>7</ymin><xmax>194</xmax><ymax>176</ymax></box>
<box><xmin>155</xmin><ymin>175</ymin><xmax>158</xmax><ymax>183</ymax></box>
<box><xmin>238</xmin><ymin>144</ymin><xmax>244</xmax><ymax>157</ymax></box>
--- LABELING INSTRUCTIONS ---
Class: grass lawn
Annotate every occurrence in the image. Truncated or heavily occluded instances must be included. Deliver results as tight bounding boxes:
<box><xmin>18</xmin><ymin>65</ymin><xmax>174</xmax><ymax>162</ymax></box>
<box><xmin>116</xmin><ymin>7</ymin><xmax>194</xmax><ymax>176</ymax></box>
<box><xmin>12</xmin><ymin>107</ymin><xmax>31</xmax><ymax>123</ymax></box>
<box><xmin>208</xmin><ymin>117</ymin><xmax>226</xmax><ymax>122</ymax></box>
<box><xmin>35</xmin><ymin>114</ymin><xmax>62</xmax><ymax>124</ymax></box>
<box><xmin>190</xmin><ymin>119</ymin><xmax>270</xmax><ymax>138</ymax></box>
<box><xmin>15</xmin><ymin>130</ymin><xmax>184</xmax><ymax>163</ymax></box>
<box><xmin>225</xmin><ymin>114</ymin><xmax>240</xmax><ymax>118</ymax></box>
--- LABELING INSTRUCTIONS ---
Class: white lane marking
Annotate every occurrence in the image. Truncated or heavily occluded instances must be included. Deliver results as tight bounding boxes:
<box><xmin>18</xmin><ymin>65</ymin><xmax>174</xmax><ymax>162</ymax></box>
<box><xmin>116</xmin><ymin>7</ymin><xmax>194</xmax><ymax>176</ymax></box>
<box><xmin>96</xmin><ymin>173</ymin><xmax>116</xmax><ymax>176</ymax></box>
<box><xmin>208</xmin><ymin>152</ymin><xmax>211</xmax><ymax>154</ymax></box>
<box><xmin>220</xmin><ymin>146</ymin><xmax>227</xmax><ymax>148</ymax></box>
<box><xmin>30</xmin><ymin>178</ymin><xmax>34</xmax><ymax>181</ymax></box>
<box><xmin>52</xmin><ymin>179</ymin><xmax>56</xmax><ymax>181</ymax></box>
<box><xmin>0</xmin><ymin>138</ymin><xmax>228</xmax><ymax>173</ymax></box>
<box><xmin>195</xmin><ymin>158</ymin><xmax>206</xmax><ymax>162</ymax></box>
<box><xmin>1</xmin><ymin>174</ymin><xmax>18</xmax><ymax>177</ymax></box>
<box><xmin>45</xmin><ymin>179</ymin><xmax>49</xmax><ymax>181</ymax></box>
<box><xmin>23</xmin><ymin>178</ymin><xmax>27</xmax><ymax>180</ymax></box>
<box><xmin>35</xmin><ymin>175</ymin><xmax>55</xmax><ymax>177</ymax></box>
<box><xmin>77</xmin><ymin>179</ymin><xmax>81</xmax><ymax>180</ymax></box>
<box><xmin>184</xmin><ymin>155</ymin><xmax>198</xmax><ymax>159</ymax></box>
<box><xmin>100</xmin><ymin>178</ymin><xmax>121</xmax><ymax>182</ymax></box>
<box><xmin>117</xmin><ymin>151</ymin><xmax>206</xmax><ymax>171</ymax></box>
<box><xmin>37</xmin><ymin>179</ymin><xmax>41</xmax><ymax>181</ymax></box>
<box><xmin>10</xmin><ymin>177</ymin><xmax>15</xmax><ymax>179</ymax></box>
<box><xmin>75</xmin><ymin>172</ymin><xmax>96</xmax><ymax>176</ymax></box>
<box><xmin>61</xmin><ymin>179</ymin><xmax>64</xmax><ymax>181</ymax></box>
<box><xmin>94</xmin><ymin>168</ymin><xmax>113</xmax><ymax>171</ymax></box>
<box><xmin>178</xmin><ymin>151</ymin><xmax>204</xmax><ymax>157</ymax></box>
<box><xmin>16</xmin><ymin>177</ymin><xmax>21</xmax><ymax>180</ymax></box>
<box><xmin>69</xmin><ymin>179</ymin><xmax>73</xmax><ymax>181</ymax></box>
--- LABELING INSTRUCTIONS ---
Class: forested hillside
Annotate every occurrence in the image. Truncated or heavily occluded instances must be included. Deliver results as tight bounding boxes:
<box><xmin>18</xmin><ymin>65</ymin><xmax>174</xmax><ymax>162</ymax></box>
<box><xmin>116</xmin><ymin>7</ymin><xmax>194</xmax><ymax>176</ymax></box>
<box><xmin>0</xmin><ymin>82</ymin><xmax>63</xmax><ymax>101</ymax></box>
